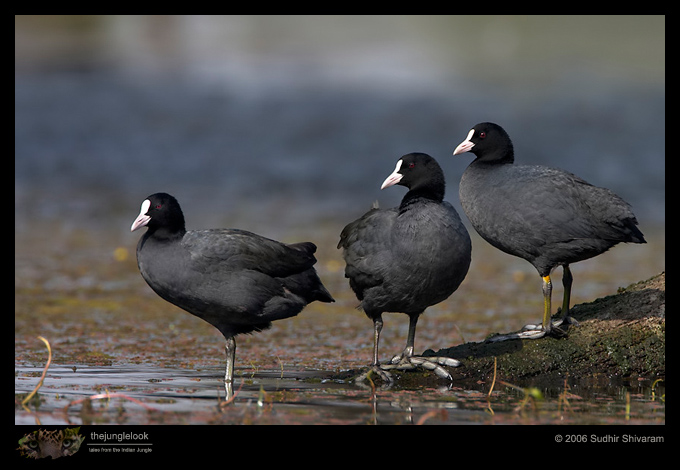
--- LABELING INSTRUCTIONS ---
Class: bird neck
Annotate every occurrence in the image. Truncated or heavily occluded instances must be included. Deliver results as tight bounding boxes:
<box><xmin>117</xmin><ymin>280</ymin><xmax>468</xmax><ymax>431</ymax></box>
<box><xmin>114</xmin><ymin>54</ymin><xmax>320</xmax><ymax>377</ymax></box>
<box><xmin>474</xmin><ymin>145</ymin><xmax>514</xmax><ymax>165</ymax></box>
<box><xmin>147</xmin><ymin>224</ymin><xmax>186</xmax><ymax>242</ymax></box>
<box><xmin>399</xmin><ymin>186</ymin><xmax>444</xmax><ymax>211</ymax></box>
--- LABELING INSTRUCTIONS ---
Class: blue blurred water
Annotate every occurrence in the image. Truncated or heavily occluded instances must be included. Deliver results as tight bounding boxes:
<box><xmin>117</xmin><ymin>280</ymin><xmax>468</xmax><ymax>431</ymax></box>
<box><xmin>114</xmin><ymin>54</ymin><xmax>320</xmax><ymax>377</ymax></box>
<box><xmin>15</xmin><ymin>16</ymin><xmax>665</xmax><ymax>237</ymax></box>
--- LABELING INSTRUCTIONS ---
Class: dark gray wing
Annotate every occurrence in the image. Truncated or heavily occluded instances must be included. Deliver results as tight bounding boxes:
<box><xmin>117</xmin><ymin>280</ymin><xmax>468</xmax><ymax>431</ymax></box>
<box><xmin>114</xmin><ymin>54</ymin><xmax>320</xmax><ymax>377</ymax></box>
<box><xmin>182</xmin><ymin>228</ymin><xmax>317</xmax><ymax>278</ymax></box>
<box><xmin>338</xmin><ymin>207</ymin><xmax>397</xmax><ymax>300</ymax></box>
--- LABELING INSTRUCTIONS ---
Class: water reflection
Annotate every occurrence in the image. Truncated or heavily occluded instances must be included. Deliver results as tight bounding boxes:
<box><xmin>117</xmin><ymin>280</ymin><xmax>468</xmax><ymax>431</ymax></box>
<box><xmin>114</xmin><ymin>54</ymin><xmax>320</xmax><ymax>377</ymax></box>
<box><xmin>15</xmin><ymin>363</ymin><xmax>665</xmax><ymax>425</ymax></box>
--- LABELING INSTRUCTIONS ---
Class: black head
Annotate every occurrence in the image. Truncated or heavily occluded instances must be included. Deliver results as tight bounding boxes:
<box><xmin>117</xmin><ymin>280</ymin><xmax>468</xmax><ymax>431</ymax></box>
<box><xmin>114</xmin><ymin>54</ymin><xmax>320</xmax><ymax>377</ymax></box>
<box><xmin>453</xmin><ymin>122</ymin><xmax>514</xmax><ymax>164</ymax></box>
<box><xmin>381</xmin><ymin>152</ymin><xmax>446</xmax><ymax>202</ymax></box>
<box><xmin>130</xmin><ymin>192</ymin><xmax>186</xmax><ymax>237</ymax></box>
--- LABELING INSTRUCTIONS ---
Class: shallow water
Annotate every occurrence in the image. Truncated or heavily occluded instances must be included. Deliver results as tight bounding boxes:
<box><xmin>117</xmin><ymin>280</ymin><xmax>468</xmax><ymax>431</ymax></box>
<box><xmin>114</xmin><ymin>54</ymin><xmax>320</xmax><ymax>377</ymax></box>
<box><xmin>14</xmin><ymin>361</ymin><xmax>665</xmax><ymax>426</ymax></box>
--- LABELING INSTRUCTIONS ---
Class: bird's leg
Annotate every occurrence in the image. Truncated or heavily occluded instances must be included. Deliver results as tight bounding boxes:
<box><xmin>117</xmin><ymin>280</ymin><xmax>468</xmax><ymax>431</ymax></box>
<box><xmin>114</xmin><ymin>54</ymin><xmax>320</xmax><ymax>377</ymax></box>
<box><xmin>382</xmin><ymin>313</ymin><xmax>459</xmax><ymax>380</ymax></box>
<box><xmin>487</xmin><ymin>275</ymin><xmax>553</xmax><ymax>341</ymax></box>
<box><xmin>356</xmin><ymin>315</ymin><xmax>393</xmax><ymax>383</ymax></box>
<box><xmin>541</xmin><ymin>274</ymin><xmax>553</xmax><ymax>333</ymax></box>
<box><xmin>560</xmin><ymin>265</ymin><xmax>572</xmax><ymax>319</ymax></box>
<box><xmin>372</xmin><ymin>316</ymin><xmax>383</xmax><ymax>367</ymax></box>
<box><xmin>224</xmin><ymin>336</ymin><xmax>236</xmax><ymax>400</ymax></box>
<box><xmin>389</xmin><ymin>313</ymin><xmax>418</xmax><ymax>363</ymax></box>
<box><xmin>554</xmin><ymin>264</ymin><xmax>579</xmax><ymax>330</ymax></box>
<box><xmin>488</xmin><ymin>272</ymin><xmax>576</xmax><ymax>342</ymax></box>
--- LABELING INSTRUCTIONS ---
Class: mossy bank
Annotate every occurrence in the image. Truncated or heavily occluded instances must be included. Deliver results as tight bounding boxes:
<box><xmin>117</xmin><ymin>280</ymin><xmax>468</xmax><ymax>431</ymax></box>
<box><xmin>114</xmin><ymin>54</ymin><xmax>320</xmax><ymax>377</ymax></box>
<box><xmin>345</xmin><ymin>272</ymin><xmax>665</xmax><ymax>388</ymax></box>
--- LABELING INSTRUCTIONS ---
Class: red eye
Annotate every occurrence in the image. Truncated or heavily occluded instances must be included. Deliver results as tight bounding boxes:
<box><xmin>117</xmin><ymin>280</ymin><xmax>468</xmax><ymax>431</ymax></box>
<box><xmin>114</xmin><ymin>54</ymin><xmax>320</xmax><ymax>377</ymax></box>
<box><xmin>408</xmin><ymin>162</ymin><xmax>415</xmax><ymax>169</ymax></box>
<box><xmin>156</xmin><ymin>204</ymin><xmax>162</xmax><ymax>209</ymax></box>
<box><xmin>479</xmin><ymin>132</ymin><xmax>486</xmax><ymax>139</ymax></box>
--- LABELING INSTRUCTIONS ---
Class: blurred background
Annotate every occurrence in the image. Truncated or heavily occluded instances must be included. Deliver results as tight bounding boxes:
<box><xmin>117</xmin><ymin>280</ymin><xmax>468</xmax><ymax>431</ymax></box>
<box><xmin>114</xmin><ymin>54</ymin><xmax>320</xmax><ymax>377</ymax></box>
<box><xmin>15</xmin><ymin>15</ymin><xmax>665</xmax><ymax>342</ymax></box>
<box><xmin>15</xmin><ymin>15</ymin><xmax>665</xmax><ymax>227</ymax></box>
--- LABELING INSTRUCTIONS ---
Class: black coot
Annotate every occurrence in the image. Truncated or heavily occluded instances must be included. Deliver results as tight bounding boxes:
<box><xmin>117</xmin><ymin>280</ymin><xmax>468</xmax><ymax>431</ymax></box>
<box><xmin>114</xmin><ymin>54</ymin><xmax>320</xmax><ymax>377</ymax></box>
<box><xmin>338</xmin><ymin>153</ymin><xmax>471</xmax><ymax>381</ymax></box>
<box><xmin>131</xmin><ymin>193</ymin><xmax>334</xmax><ymax>396</ymax></box>
<box><xmin>453</xmin><ymin>122</ymin><xmax>646</xmax><ymax>341</ymax></box>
